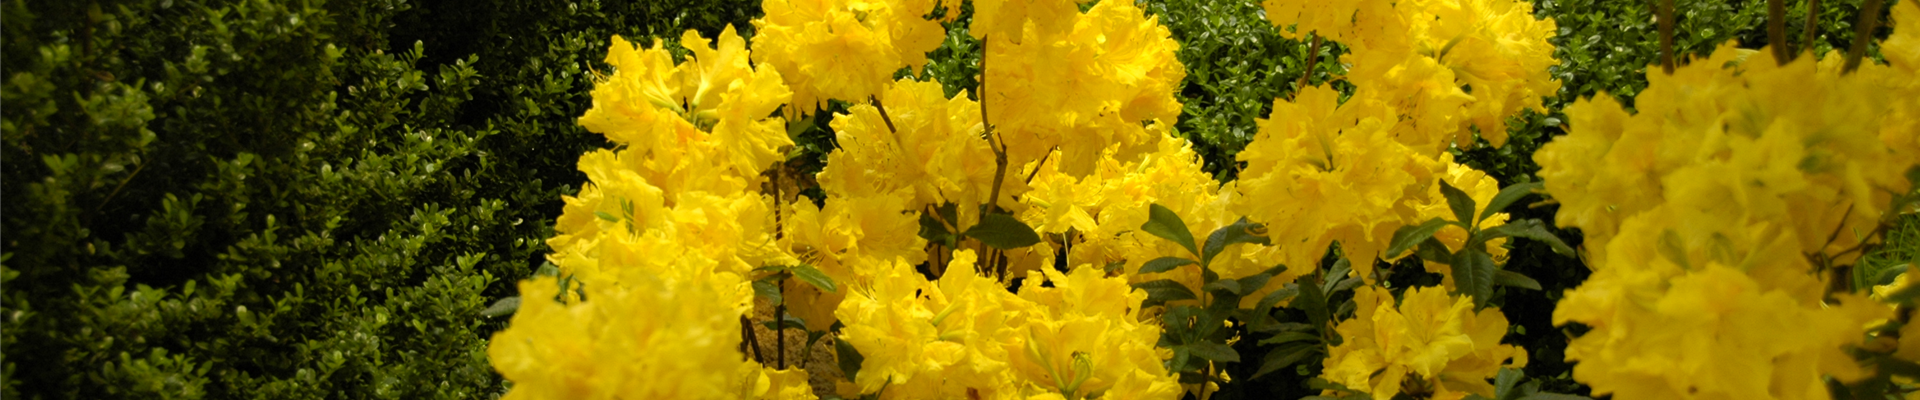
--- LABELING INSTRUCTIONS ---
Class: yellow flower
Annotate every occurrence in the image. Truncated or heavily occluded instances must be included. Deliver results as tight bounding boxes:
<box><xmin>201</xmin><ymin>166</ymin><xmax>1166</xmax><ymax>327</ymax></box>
<box><xmin>1322</xmin><ymin>286</ymin><xmax>1522</xmax><ymax>400</ymax></box>
<box><xmin>490</xmin><ymin>272</ymin><xmax>795</xmax><ymax>399</ymax></box>
<box><xmin>753</xmin><ymin>0</ymin><xmax>947</xmax><ymax>112</ymax></box>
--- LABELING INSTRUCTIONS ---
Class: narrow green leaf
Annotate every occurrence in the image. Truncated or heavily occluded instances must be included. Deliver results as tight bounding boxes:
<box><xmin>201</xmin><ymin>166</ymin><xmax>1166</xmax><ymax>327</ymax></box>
<box><xmin>1516</xmin><ymin>394</ymin><xmax>1594</xmax><ymax>400</ymax></box>
<box><xmin>1133</xmin><ymin>279</ymin><xmax>1198</xmax><ymax>308</ymax></box>
<box><xmin>1203</xmin><ymin>279</ymin><xmax>1241</xmax><ymax>296</ymax></box>
<box><xmin>1479</xmin><ymin>219</ymin><xmax>1575</xmax><ymax>256</ymax></box>
<box><xmin>836</xmin><ymin>338</ymin><xmax>865</xmax><ymax>382</ymax></box>
<box><xmin>1257</xmin><ymin>331</ymin><xmax>1320</xmax><ymax>346</ymax></box>
<box><xmin>1202</xmin><ymin>217</ymin><xmax>1269</xmax><ymax>266</ymax></box>
<box><xmin>753</xmin><ymin>278</ymin><xmax>783</xmax><ymax>307</ymax></box>
<box><xmin>1254</xmin><ymin>284</ymin><xmax>1299</xmax><ymax>313</ymax></box>
<box><xmin>1184</xmin><ymin>341</ymin><xmax>1240</xmax><ymax>362</ymax></box>
<box><xmin>1295</xmin><ymin>275</ymin><xmax>1330</xmax><ymax>329</ymax></box>
<box><xmin>789</xmin><ymin>264</ymin><xmax>838</xmax><ymax>293</ymax></box>
<box><xmin>1481</xmin><ymin>181</ymin><xmax>1543</xmax><ymax>223</ymax></box>
<box><xmin>1452</xmin><ymin>249</ymin><xmax>1497</xmax><ymax>310</ymax></box>
<box><xmin>1439</xmin><ymin>179</ymin><xmax>1477</xmax><ymax>229</ymax></box>
<box><xmin>1321</xmin><ymin>258</ymin><xmax>1351</xmax><ymax>295</ymax></box>
<box><xmin>1142</xmin><ymin>203</ymin><xmax>1200</xmax><ymax>258</ymax></box>
<box><xmin>1493</xmin><ymin>368</ymin><xmax>1525</xmax><ymax>400</ymax></box>
<box><xmin>1252</xmin><ymin>343</ymin><xmax>1319</xmax><ymax>380</ymax></box>
<box><xmin>1102</xmin><ymin>260</ymin><xmax>1127</xmax><ymax>274</ymax></box>
<box><xmin>594</xmin><ymin>211</ymin><xmax>619</xmax><ymax>222</ymax></box>
<box><xmin>964</xmin><ymin>212</ymin><xmax>1042</xmax><ymax>250</ymax></box>
<box><xmin>1387</xmin><ymin>218</ymin><xmax>1455</xmax><ymax>260</ymax></box>
<box><xmin>1494</xmin><ymin>270</ymin><xmax>1543</xmax><ymax>291</ymax></box>
<box><xmin>481</xmin><ymin>296</ymin><xmax>520</xmax><ymax>317</ymax></box>
<box><xmin>1139</xmin><ymin>257</ymin><xmax>1197</xmax><ymax>274</ymax></box>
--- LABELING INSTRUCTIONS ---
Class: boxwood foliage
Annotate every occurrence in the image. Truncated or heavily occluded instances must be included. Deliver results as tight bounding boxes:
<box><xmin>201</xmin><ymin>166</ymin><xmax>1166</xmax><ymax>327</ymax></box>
<box><xmin>0</xmin><ymin>0</ymin><xmax>751</xmax><ymax>398</ymax></box>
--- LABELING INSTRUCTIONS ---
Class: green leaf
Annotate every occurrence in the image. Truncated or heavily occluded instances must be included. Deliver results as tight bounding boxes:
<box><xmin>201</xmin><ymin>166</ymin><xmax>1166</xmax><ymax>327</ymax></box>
<box><xmin>1481</xmin><ymin>181</ymin><xmax>1543</xmax><ymax>223</ymax></box>
<box><xmin>760</xmin><ymin>314</ymin><xmax>807</xmax><ymax>332</ymax></box>
<box><xmin>1252</xmin><ymin>342</ymin><xmax>1319</xmax><ymax>380</ymax></box>
<box><xmin>1102</xmin><ymin>260</ymin><xmax>1127</xmax><ymax>274</ymax></box>
<box><xmin>481</xmin><ymin>296</ymin><xmax>520</xmax><ymax>317</ymax></box>
<box><xmin>1142</xmin><ymin>203</ymin><xmax>1200</xmax><ymax>258</ymax></box>
<box><xmin>1295</xmin><ymin>275</ymin><xmax>1330</xmax><ymax>329</ymax></box>
<box><xmin>1133</xmin><ymin>279</ymin><xmax>1199</xmax><ymax>308</ymax></box>
<box><xmin>1516</xmin><ymin>394</ymin><xmax>1594</xmax><ymax>400</ymax></box>
<box><xmin>1479</xmin><ymin>219</ymin><xmax>1575</xmax><ymax>256</ymax></box>
<box><xmin>836</xmin><ymin>338</ymin><xmax>865</xmax><ymax>382</ymax></box>
<box><xmin>1387</xmin><ymin>218</ymin><xmax>1455</xmax><ymax>260</ymax></box>
<box><xmin>1138</xmin><ymin>257</ymin><xmax>1197</xmax><ymax>274</ymax></box>
<box><xmin>534</xmin><ymin>261</ymin><xmax>561</xmax><ymax>278</ymax></box>
<box><xmin>1257</xmin><ymin>331</ymin><xmax>1320</xmax><ymax>346</ymax></box>
<box><xmin>1202</xmin><ymin>217</ymin><xmax>1269</xmax><ymax>266</ymax></box>
<box><xmin>753</xmin><ymin>278</ymin><xmax>783</xmax><ymax>307</ymax></box>
<box><xmin>594</xmin><ymin>211</ymin><xmax>618</xmax><ymax>222</ymax></box>
<box><xmin>1493</xmin><ymin>368</ymin><xmax>1525</xmax><ymax>400</ymax></box>
<box><xmin>964</xmin><ymin>212</ymin><xmax>1041</xmax><ymax>250</ymax></box>
<box><xmin>1452</xmin><ymin>249</ymin><xmax>1497</xmax><ymax>310</ymax></box>
<box><xmin>1414</xmin><ymin>236</ymin><xmax>1455</xmax><ymax>264</ymax></box>
<box><xmin>1494</xmin><ymin>269</ymin><xmax>1543</xmax><ymax>291</ymax></box>
<box><xmin>1203</xmin><ymin>279</ymin><xmax>1241</xmax><ymax>296</ymax></box>
<box><xmin>1183</xmin><ymin>341</ymin><xmax>1240</xmax><ymax>362</ymax></box>
<box><xmin>1254</xmin><ymin>284</ymin><xmax>1298</xmax><ymax>313</ymax></box>
<box><xmin>1321</xmin><ymin>258</ymin><xmax>1352</xmax><ymax>294</ymax></box>
<box><xmin>1439</xmin><ymin>179</ymin><xmax>1477</xmax><ymax>229</ymax></box>
<box><xmin>788</xmin><ymin>264</ymin><xmax>838</xmax><ymax>293</ymax></box>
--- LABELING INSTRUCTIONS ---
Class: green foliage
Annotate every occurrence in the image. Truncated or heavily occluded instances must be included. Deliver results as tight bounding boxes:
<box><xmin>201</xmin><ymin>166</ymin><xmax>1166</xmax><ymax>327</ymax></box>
<box><xmin>0</xmin><ymin>0</ymin><xmax>754</xmax><ymax>398</ymax></box>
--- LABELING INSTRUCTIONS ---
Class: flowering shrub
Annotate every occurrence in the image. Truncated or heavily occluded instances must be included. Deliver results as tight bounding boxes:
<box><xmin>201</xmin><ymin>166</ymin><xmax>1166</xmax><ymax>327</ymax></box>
<box><xmin>484</xmin><ymin>0</ymin><xmax>1919</xmax><ymax>400</ymax></box>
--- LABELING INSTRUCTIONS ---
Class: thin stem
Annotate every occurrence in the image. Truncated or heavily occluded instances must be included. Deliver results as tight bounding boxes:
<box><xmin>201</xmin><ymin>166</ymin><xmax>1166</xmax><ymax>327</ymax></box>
<box><xmin>1804</xmin><ymin>0</ymin><xmax>1823</xmax><ymax>55</ymax></box>
<box><xmin>1658</xmin><ymin>0</ymin><xmax>1677</xmax><ymax>74</ymax></box>
<box><xmin>1295</xmin><ymin>34</ymin><xmax>1324</xmax><ymax>96</ymax></box>
<box><xmin>1024</xmin><ymin>147</ymin><xmax>1055</xmax><ymax>184</ymax></box>
<box><xmin>1844</xmin><ymin>0</ymin><xmax>1886</xmax><ymax>72</ymax></box>
<box><xmin>742</xmin><ymin>315</ymin><xmax>766</xmax><ymax>364</ymax></box>
<box><xmin>777</xmin><ymin>279</ymin><xmax>787</xmax><ymax>369</ymax></box>
<box><xmin>1770</xmin><ymin>0</ymin><xmax>1792</xmax><ymax>62</ymax></box>
<box><xmin>979</xmin><ymin>38</ymin><xmax>1010</xmax><ymax>215</ymax></box>
<box><xmin>871</xmin><ymin>95</ymin><xmax>898</xmax><ymax>134</ymax></box>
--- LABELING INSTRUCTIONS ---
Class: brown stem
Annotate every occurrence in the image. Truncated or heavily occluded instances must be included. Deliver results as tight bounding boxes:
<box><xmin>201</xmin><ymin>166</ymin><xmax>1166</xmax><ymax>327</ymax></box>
<box><xmin>1295</xmin><ymin>35</ymin><xmax>1324</xmax><ymax>96</ymax></box>
<box><xmin>871</xmin><ymin>95</ymin><xmax>898</xmax><ymax>134</ymax></box>
<box><xmin>776</xmin><ymin>279</ymin><xmax>787</xmax><ymax>369</ymax></box>
<box><xmin>1803</xmin><ymin>0</ymin><xmax>1823</xmax><ymax>55</ymax></box>
<box><xmin>1658</xmin><ymin>0</ymin><xmax>1677</xmax><ymax>74</ymax></box>
<box><xmin>1769</xmin><ymin>0</ymin><xmax>1792</xmax><ymax>62</ymax></box>
<box><xmin>742</xmin><ymin>315</ymin><xmax>765</xmax><ymax>363</ymax></box>
<box><xmin>1844</xmin><ymin>0</ymin><xmax>1886</xmax><ymax>72</ymax></box>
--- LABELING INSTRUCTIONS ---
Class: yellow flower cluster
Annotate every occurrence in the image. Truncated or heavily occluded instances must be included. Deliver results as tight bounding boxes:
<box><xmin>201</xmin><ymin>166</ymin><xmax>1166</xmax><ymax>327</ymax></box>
<box><xmin>488</xmin><ymin>274</ymin><xmax>808</xmax><ymax>399</ymax></box>
<box><xmin>753</xmin><ymin>0</ymin><xmax>948</xmax><ymax>113</ymax></box>
<box><xmin>1262</xmin><ymin>0</ymin><xmax>1560</xmax><ymax>150</ymax></box>
<box><xmin>835</xmin><ymin>250</ymin><xmax>1181</xmax><ymax>399</ymax></box>
<box><xmin>491</xmin><ymin>26</ymin><xmax>815</xmax><ymax>398</ymax></box>
<box><xmin>1537</xmin><ymin>4</ymin><xmax>1920</xmax><ymax>398</ymax></box>
<box><xmin>1322</xmin><ymin>286</ymin><xmax>1527</xmax><ymax>400</ymax></box>
<box><xmin>981</xmin><ymin>0</ymin><xmax>1187</xmax><ymax>176</ymax></box>
<box><xmin>1232</xmin><ymin>85</ymin><xmax>1508</xmax><ymax>283</ymax></box>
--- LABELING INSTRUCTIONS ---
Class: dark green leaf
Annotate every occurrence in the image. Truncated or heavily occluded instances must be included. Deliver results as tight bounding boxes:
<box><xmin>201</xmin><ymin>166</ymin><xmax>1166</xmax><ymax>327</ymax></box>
<box><xmin>1142</xmin><ymin>203</ymin><xmax>1200</xmax><ymax>257</ymax></box>
<box><xmin>836</xmin><ymin>338</ymin><xmax>865</xmax><ymax>381</ymax></box>
<box><xmin>1295</xmin><ymin>275</ymin><xmax>1330</xmax><ymax>329</ymax></box>
<box><xmin>1479</xmin><ymin>219</ymin><xmax>1575</xmax><ymax>256</ymax></box>
<box><xmin>1252</xmin><ymin>342</ymin><xmax>1319</xmax><ymax>380</ymax></box>
<box><xmin>788</xmin><ymin>264</ymin><xmax>838</xmax><ymax>293</ymax></box>
<box><xmin>1452</xmin><ymin>249</ymin><xmax>1497</xmax><ymax>310</ymax></box>
<box><xmin>1139</xmin><ymin>257</ymin><xmax>1198</xmax><ymax>274</ymax></box>
<box><xmin>1102</xmin><ymin>260</ymin><xmax>1128</xmax><ymax>274</ymax></box>
<box><xmin>1321</xmin><ymin>258</ymin><xmax>1351</xmax><ymax>294</ymax></box>
<box><xmin>753</xmin><ymin>278</ymin><xmax>783</xmax><ymax>307</ymax></box>
<box><xmin>1495</xmin><ymin>269</ymin><xmax>1543</xmax><ymax>291</ymax></box>
<box><xmin>1493</xmin><ymin>368</ymin><xmax>1525</xmax><ymax>400</ymax></box>
<box><xmin>1439</xmin><ymin>179</ymin><xmax>1477</xmax><ymax>229</ymax></box>
<box><xmin>1481</xmin><ymin>181</ymin><xmax>1543</xmax><ymax>223</ymax></box>
<box><xmin>481</xmin><ymin>296</ymin><xmax>520</xmax><ymax>317</ymax></box>
<box><xmin>1133</xmin><ymin>279</ymin><xmax>1198</xmax><ymax>308</ymax></box>
<box><xmin>1183</xmin><ymin>341</ymin><xmax>1240</xmax><ymax>362</ymax></box>
<box><xmin>964</xmin><ymin>212</ymin><xmax>1041</xmax><ymax>250</ymax></box>
<box><xmin>1257</xmin><ymin>331</ymin><xmax>1320</xmax><ymax>346</ymax></box>
<box><xmin>1202</xmin><ymin>217</ymin><xmax>1269</xmax><ymax>266</ymax></box>
<box><xmin>534</xmin><ymin>261</ymin><xmax>560</xmax><ymax>278</ymax></box>
<box><xmin>1254</xmin><ymin>284</ymin><xmax>1299</xmax><ymax>313</ymax></box>
<box><xmin>1387</xmin><ymin>218</ymin><xmax>1455</xmax><ymax>260</ymax></box>
<box><xmin>1414</xmin><ymin>236</ymin><xmax>1456</xmax><ymax>265</ymax></box>
<box><xmin>1203</xmin><ymin>279</ymin><xmax>1242</xmax><ymax>296</ymax></box>
<box><xmin>760</xmin><ymin>314</ymin><xmax>806</xmax><ymax>332</ymax></box>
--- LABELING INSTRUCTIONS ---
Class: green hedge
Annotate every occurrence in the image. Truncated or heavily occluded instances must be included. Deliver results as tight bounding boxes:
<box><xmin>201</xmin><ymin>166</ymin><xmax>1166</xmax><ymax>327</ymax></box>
<box><xmin>0</xmin><ymin>0</ymin><xmax>748</xmax><ymax>398</ymax></box>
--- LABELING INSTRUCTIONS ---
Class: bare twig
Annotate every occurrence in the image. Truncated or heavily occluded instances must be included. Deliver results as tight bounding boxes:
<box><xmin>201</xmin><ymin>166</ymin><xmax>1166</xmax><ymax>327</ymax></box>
<box><xmin>1295</xmin><ymin>34</ymin><xmax>1324</xmax><ymax>96</ymax></box>
<box><xmin>1658</xmin><ymin>0</ymin><xmax>1677</xmax><ymax>74</ymax></box>
<box><xmin>1769</xmin><ymin>0</ymin><xmax>1792</xmax><ymax>62</ymax></box>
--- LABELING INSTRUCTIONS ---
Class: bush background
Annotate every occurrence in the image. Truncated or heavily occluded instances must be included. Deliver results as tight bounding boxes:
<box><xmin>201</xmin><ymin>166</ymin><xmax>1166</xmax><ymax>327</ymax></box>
<box><xmin>0</xmin><ymin>0</ymin><xmax>1901</xmax><ymax>398</ymax></box>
